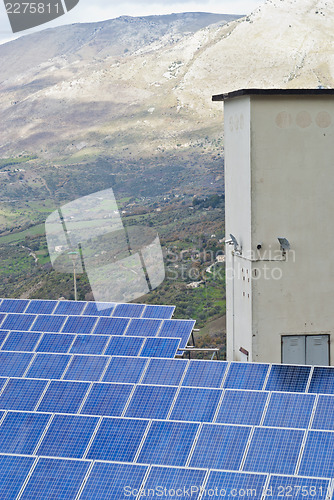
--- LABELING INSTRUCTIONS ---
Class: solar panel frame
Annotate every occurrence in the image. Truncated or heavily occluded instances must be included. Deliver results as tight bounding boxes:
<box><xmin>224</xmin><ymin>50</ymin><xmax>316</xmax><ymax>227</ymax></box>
<box><xmin>102</xmin><ymin>356</ymin><xmax>148</xmax><ymax>384</ymax></box>
<box><xmin>0</xmin><ymin>411</ymin><xmax>51</xmax><ymax>455</ymax></box>
<box><xmin>223</xmin><ymin>362</ymin><xmax>270</xmax><ymax>390</ymax></box>
<box><xmin>104</xmin><ymin>335</ymin><xmax>145</xmax><ymax>357</ymax></box>
<box><xmin>0</xmin><ymin>330</ymin><xmax>9</xmax><ymax>348</ymax></box>
<box><xmin>141</xmin><ymin>358</ymin><xmax>188</xmax><ymax>386</ymax></box>
<box><xmin>112</xmin><ymin>303</ymin><xmax>145</xmax><ymax>318</ymax></box>
<box><xmin>93</xmin><ymin>317</ymin><xmax>130</xmax><ymax>336</ymax></box>
<box><xmin>0</xmin><ymin>298</ymin><xmax>29</xmax><ymax>313</ymax></box>
<box><xmin>25</xmin><ymin>300</ymin><xmax>57</xmax><ymax>315</ymax></box>
<box><xmin>140</xmin><ymin>337</ymin><xmax>181</xmax><ymax>358</ymax></box>
<box><xmin>170</xmin><ymin>387</ymin><xmax>223</xmax><ymax>423</ymax></box>
<box><xmin>2</xmin><ymin>331</ymin><xmax>41</xmax><ymax>352</ymax></box>
<box><xmin>53</xmin><ymin>300</ymin><xmax>87</xmax><ymax>316</ymax></box>
<box><xmin>1</xmin><ymin>313</ymin><xmax>36</xmax><ymax>332</ymax></box>
<box><xmin>312</xmin><ymin>395</ymin><xmax>334</xmax><ymax>430</ymax></box>
<box><xmin>205</xmin><ymin>470</ymin><xmax>268</xmax><ymax>500</ymax></box>
<box><xmin>0</xmin><ymin>454</ymin><xmax>36</xmax><ymax>500</ymax></box>
<box><xmin>32</xmin><ymin>314</ymin><xmax>67</xmax><ymax>333</ymax></box>
<box><xmin>215</xmin><ymin>389</ymin><xmax>269</xmax><ymax>426</ymax></box>
<box><xmin>26</xmin><ymin>353</ymin><xmax>71</xmax><ymax>380</ymax></box>
<box><xmin>265</xmin><ymin>364</ymin><xmax>311</xmax><ymax>393</ymax></box>
<box><xmin>182</xmin><ymin>359</ymin><xmax>228</xmax><ymax>389</ymax></box>
<box><xmin>61</xmin><ymin>315</ymin><xmax>98</xmax><ymax>335</ymax></box>
<box><xmin>142</xmin><ymin>304</ymin><xmax>175</xmax><ymax>319</ymax></box>
<box><xmin>308</xmin><ymin>367</ymin><xmax>334</xmax><ymax>395</ymax></box>
<box><xmin>189</xmin><ymin>423</ymin><xmax>251</xmax><ymax>471</ymax></box>
<box><xmin>36</xmin><ymin>333</ymin><xmax>75</xmax><ymax>353</ymax></box>
<box><xmin>298</xmin><ymin>430</ymin><xmax>334</xmax><ymax>478</ymax></box>
<box><xmin>125</xmin><ymin>384</ymin><xmax>177</xmax><ymax>419</ymax></box>
<box><xmin>0</xmin><ymin>378</ymin><xmax>48</xmax><ymax>411</ymax></box>
<box><xmin>125</xmin><ymin>318</ymin><xmax>162</xmax><ymax>337</ymax></box>
<box><xmin>80</xmin><ymin>382</ymin><xmax>134</xmax><ymax>417</ymax></box>
<box><xmin>158</xmin><ymin>319</ymin><xmax>195</xmax><ymax>349</ymax></box>
<box><xmin>142</xmin><ymin>465</ymin><xmax>207</xmax><ymax>500</ymax></box>
<box><xmin>86</xmin><ymin>417</ymin><xmax>149</xmax><ymax>462</ymax></box>
<box><xmin>63</xmin><ymin>355</ymin><xmax>109</xmax><ymax>382</ymax></box>
<box><xmin>0</xmin><ymin>351</ymin><xmax>34</xmax><ymax>377</ymax></box>
<box><xmin>263</xmin><ymin>392</ymin><xmax>316</xmax><ymax>429</ymax></box>
<box><xmin>82</xmin><ymin>301</ymin><xmax>115</xmax><ymax>317</ymax></box>
<box><xmin>70</xmin><ymin>334</ymin><xmax>109</xmax><ymax>355</ymax></box>
<box><xmin>37</xmin><ymin>380</ymin><xmax>90</xmax><ymax>414</ymax></box>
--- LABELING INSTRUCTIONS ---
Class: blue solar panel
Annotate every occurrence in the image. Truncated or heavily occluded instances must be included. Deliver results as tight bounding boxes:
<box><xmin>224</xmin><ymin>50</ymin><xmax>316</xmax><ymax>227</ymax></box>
<box><xmin>83</xmin><ymin>302</ymin><xmax>115</xmax><ymax>316</ymax></box>
<box><xmin>205</xmin><ymin>471</ymin><xmax>267</xmax><ymax>500</ymax></box>
<box><xmin>0</xmin><ymin>316</ymin><xmax>6</xmax><ymax>328</ymax></box>
<box><xmin>159</xmin><ymin>319</ymin><xmax>195</xmax><ymax>348</ymax></box>
<box><xmin>125</xmin><ymin>384</ymin><xmax>177</xmax><ymax>419</ymax></box>
<box><xmin>20</xmin><ymin>457</ymin><xmax>90</xmax><ymax>500</ymax></box>
<box><xmin>0</xmin><ymin>378</ymin><xmax>47</xmax><ymax>411</ymax></box>
<box><xmin>2</xmin><ymin>331</ymin><xmax>41</xmax><ymax>352</ymax></box>
<box><xmin>189</xmin><ymin>423</ymin><xmax>251</xmax><ymax>470</ymax></box>
<box><xmin>102</xmin><ymin>356</ymin><xmax>147</xmax><ymax>384</ymax></box>
<box><xmin>25</xmin><ymin>300</ymin><xmax>57</xmax><ymax>314</ymax></box>
<box><xmin>182</xmin><ymin>360</ymin><xmax>228</xmax><ymax>388</ymax></box>
<box><xmin>244</xmin><ymin>427</ymin><xmax>304</xmax><ymax>475</ymax></box>
<box><xmin>0</xmin><ymin>379</ymin><xmax>6</xmax><ymax>392</ymax></box>
<box><xmin>0</xmin><ymin>330</ymin><xmax>8</xmax><ymax>347</ymax></box>
<box><xmin>32</xmin><ymin>314</ymin><xmax>67</xmax><ymax>333</ymax></box>
<box><xmin>53</xmin><ymin>300</ymin><xmax>86</xmax><ymax>315</ymax></box>
<box><xmin>70</xmin><ymin>334</ymin><xmax>109</xmax><ymax>355</ymax></box>
<box><xmin>125</xmin><ymin>318</ymin><xmax>162</xmax><ymax>337</ymax></box>
<box><xmin>26</xmin><ymin>353</ymin><xmax>70</xmax><ymax>379</ymax></box>
<box><xmin>94</xmin><ymin>317</ymin><xmax>130</xmax><ymax>335</ymax></box>
<box><xmin>64</xmin><ymin>355</ymin><xmax>109</xmax><ymax>382</ymax></box>
<box><xmin>81</xmin><ymin>382</ymin><xmax>133</xmax><ymax>417</ymax></box>
<box><xmin>0</xmin><ymin>412</ymin><xmax>51</xmax><ymax>454</ymax></box>
<box><xmin>86</xmin><ymin>417</ymin><xmax>149</xmax><ymax>462</ymax></box>
<box><xmin>264</xmin><ymin>392</ymin><xmax>316</xmax><ymax>429</ymax></box>
<box><xmin>265</xmin><ymin>365</ymin><xmax>311</xmax><ymax>393</ymax></box>
<box><xmin>62</xmin><ymin>316</ymin><xmax>98</xmax><ymax>334</ymax></box>
<box><xmin>80</xmin><ymin>462</ymin><xmax>148</xmax><ymax>500</ymax></box>
<box><xmin>223</xmin><ymin>362</ymin><xmax>269</xmax><ymax>390</ymax></box>
<box><xmin>113</xmin><ymin>303</ymin><xmax>145</xmax><ymax>318</ymax></box>
<box><xmin>104</xmin><ymin>335</ymin><xmax>144</xmax><ymax>356</ymax></box>
<box><xmin>215</xmin><ymin>390</ymin><xmax>268</xmax><ymax>426</ymax></box>
<box><xmin>37</xmin><ymin>414</ymin><xmax>99</xmax><ymax>458</ymax></box>
<box><xmin>170</xmin><ymin>387</ymin><xmax>222</xmax><ymax>422</ymax></box>
<box><xmin>142</xmin><ymin>304</ymin><xmax>175</xmax><ymax>319</ymax></box>
<box><xmin>36</xmin><ymin>333</ymin><xmax>75</xmax><ymax>353</ymax></box>
<box><xmin>37</xmin><ymin>380</ymin><xmax>90</xmax><ymax>413</ymax></box>
<box><xmin>312</xmin><ymin>395</ymin><xmax>334</xmax><ymax>430</ymax></box>
<box><xmin>0</xmin><ymin>352</ymin><xmax>33</xmax><ymax>377</ymax></box>
<box><xmin>142</xmin><ymin>358</ymin><xmax>188</xmax><ymax>386</ymax></box>
<box><xmin>268</xmin><ymin>475</ymin><xmax>331</xmax><ymax>500</ymax></box>
<box><xmin>299</xmin><ymin>430</ymin><xmax>334</xmax><ymax>478</ymax></box>
<box><xmin>140</xmin><ymin>337</ymin><xmax>180</xmax><ymax>358</ymax></box>
<box><xmin>138</xmin><ymin>421</ymin><xmax>199</xmax><ymax>467</ymax></box>
<box><xmin>309</xmin><ymin>367</ymin><xmax>334</xmax><ymax>394</ymax></box>
<box><xmin>1</xmin><ymin>313</ymin><xmax>36</xmax><ymax>332</ymax></box>
<box><xmin>144</xmin><ymin>466</ymin><xmax>206</xmax><ymax>500</ymax></box>
<box><xmin>0</xmin><ymin>298</ymin><xmax>29</xmax><ymax>313</ymax></box>
<box><xmin>0</xmin><ymin>455</ymin><xmax>35</xmax><ymax>500</ymax></box>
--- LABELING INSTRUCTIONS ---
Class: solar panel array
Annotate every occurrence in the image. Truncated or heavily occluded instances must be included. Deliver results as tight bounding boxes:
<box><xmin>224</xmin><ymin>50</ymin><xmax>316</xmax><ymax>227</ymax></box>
<box><xmin>0</xmin><ymin>299</ymin><xmax>333</xmax><ymax>499</ymax></box>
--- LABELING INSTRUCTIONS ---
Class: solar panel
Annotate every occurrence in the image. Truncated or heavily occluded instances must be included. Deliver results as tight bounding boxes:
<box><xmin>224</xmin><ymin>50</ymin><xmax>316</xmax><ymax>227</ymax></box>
<box><xmin>299</xmin><ymin>430</ymin><xmax>334</xmax><ymax>478</ymax></box>
<box><xmin>93</xmin><ymin>317</ymin><xmax>130</xmax><ymax>336</ymax></box>
<box><xmin>182</xmin><ymin>360</ymin><xmax>228</xmax><ymax>388</ymax></box>
<box><xmin>268</xmin><ymin>474</ymin><xmax>331</xmax><ymax>500</ymax></box>
<box><xmin>1</xmin><ymin>313</ymin><xmax>36</xmax><ymax>331</ymax></box>
<box><xmin>309</xmin><ymin>367</ymin><xmax>334</xmax><ymax>394</ymax></box>
<box><xmin>189</xmin><ymin>423</ymin><xmax>251</xmax><ymax>470</ymax></box>
<box><xmin>265</xmin><ymin>365</ymin><xmax>311</xmax><ymax>393</ymax></box>
<box><xmin>158</xmin><ymin>319</ymin><xmax>195</xmax><ymax>348</ymax></box>
<box><xmin>25</xmin><ymin>300</ymin><xmax>57</xmax><ymax>314</ymax></box>
<box><xmin>142</xmin><ymin>304</ymin><xmax>175</xmax><ymax>319</ymax></box>
<box><xmin>80</xmin><ymin>462</ymin><xmax>148</xmax><ymax>500</ymax></box>
<box><xmin>141</xmin><ymin>358</ymin><xmax>188</xmax><ymax>386</ymax></box>
<box><xmin>125</xmin><ymin>384</ymin><xmax>177</xmax><ymax>419</ymax></box>
<box><xmin>0</xmin><ymin>330</ymin><xmax>8</xmax><ymax>347</ymax></box>
<box><xmin>0</xmin><ymin>298</ymin><xmax>29</xmax><ymax>313</ymax></box>
<box><xmin>113</xmin><ymin>303</ymin><xmax>145</xmax><ymax>318</ymax></box>
<box><xmin>37</xmin><ymin>414</ymin><xmax>99</xmax><ymax>458</ymax></box>
<box><xmin>70</xmin><ymin>335</ymin><xmax>109</xmax><ymax>355</ymax></box>
<box><xmin>312</xmin><ymin>395</ymin><xmax>334</xmax><ymax>430</ymax></box>
<box><xmin>263</xmin><ymin>392</ymin><xmax>316</xmax><ymax>429</ymax></box>
<box><xmin>36</xmin><ymin>333</ymin><xmax>75</xmax><ymax>353</ymax></box>
<box><xmin>20</xmin><ymin>457</ymin><xmax>90</xmax><ymax>500</ymax></box>
<box><xmin>26</xmin><ymin>353</ymin><xmax>71</xmax><ymax>379</ymax></box>
<box><xmin>125</xmin><ymin>318</ymin><xmax>162</xmax><ymax>337</ymax></box>
<box><xmin>83</xmin><ymin>301</ymin><xmax>115</xmax><ymax>316</ymax></box>
<box><xmin>223</xmin><ymin>362</ymin><xmax>269</xmax><ymax>390</ymax></box>
<box><xmin>170</xmin><ymin>387</ymin><xmax>222</xmax><ymax>422</ymax></box>
<box><xmin>243</xmin><ymin>427</ymin><xmax>304</xmax><ymax>475</ymax></box>
<box><xmin>0</xmin><ymin>411</ymin><xmax>51</xmax><ymax>454</ymax></box>
<box><xmin>104</xmin><ymin>335</ymin><xmax>144</xmax><ymax>356</ymax></box>
<box><xmin>205</xmin><ymin>470</ymin><xmax>267</xmax><ymax>500</ymax></box>
<box><xmin>63</xmin><ymin>355</ymin><xmax>109</xmax><ymax>382</ymax></box>
<box><xmin>32</xmin><ymin>314</ymin><xmax>67</xmax><ymax>333</ymax></box>
<box><xmin>81</xmin><ymin>382</ymin><xmax>134</xmax><ymax>416</ymax></box>
<box><xmin>0</xmin><ymin>351</ymin><xmax>33</xmax><ymax>377</ymax></box>
<box><xmin>0</xmin><ymin>379</ymin><xmax>6</xmax><ymax>392</ymax></box>
<box><xmin>61</xmin><ymin>316</ymin><xmax>98</xmax><ymax>334</ymax></box>
<box><xmin>143</xmin><ymin>466</ymin><xmax>206</xmax><ymax>500</ymax></box>
<box><xmin>215</xmin><ymin>390</ymin><xmax>268</xmax><ymax>426</ymax></box>
<box><xmin>0</xmin><ymin>455</ymin><xmax>35</xmax><ymax>500</ymax></box>
<box><xmin>0</xmin><ymin>315</ymin><xmax>6</xmax><ymax>328</ymax></box>
<box><xmin>53</xmin><ymin>300</ymin><xmax>86</xmax><ymax>315</ymax></box>
<box><xmin>140</xmin><ymin>337</ymin><xmax>181</xmax><ymax>358</ymax></box>
<box><xmin>37</xmin><ymin>380</ymin><xmax>90</xmax><ymax>414</ymax></box>
<box><xmin>138</xmin><ymin>420</ymin><xmax>199</xmax><ymax>467</ymax></box>
<box><xmin>102</xmin><ymin>356</ymin><xmax>147</xmax><ymax>384</ymax></box>
<box><xmin>2</xmin><ymin>331</ymin><xmax>41</xmax><ymax>352</ymax></box>
<box><xmin>0</xmin><ymin>378</ymin><xmax>47</xmax><ymax>411</ymax></box>
<box><xmin>86</xmin><ymin>417</ymin><xmax>149</xmax><ymax>462</ymax></box>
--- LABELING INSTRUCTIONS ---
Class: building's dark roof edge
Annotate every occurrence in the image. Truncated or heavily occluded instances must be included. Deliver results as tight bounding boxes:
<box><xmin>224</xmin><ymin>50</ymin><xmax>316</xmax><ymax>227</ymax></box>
<box><xmin>212</xmin><ymin>88</ymin><xmax>334</xmax><ymax>102</ymax></box>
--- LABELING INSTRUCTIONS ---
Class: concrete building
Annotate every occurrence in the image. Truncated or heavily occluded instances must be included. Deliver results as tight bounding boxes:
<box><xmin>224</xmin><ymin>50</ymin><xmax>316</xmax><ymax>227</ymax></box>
<box><xmin>213</xmin><ymin>89</ymin><xmax>334</xmax><ymax>365</ymax></box>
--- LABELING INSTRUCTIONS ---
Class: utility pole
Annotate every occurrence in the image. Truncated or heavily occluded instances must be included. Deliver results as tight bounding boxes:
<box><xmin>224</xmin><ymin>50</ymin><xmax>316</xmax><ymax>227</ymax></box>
<box><xmin>68</xmin><ymin>251</ymin><xmax>79</xmax><ymax>301</ymax></box>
